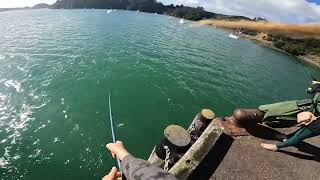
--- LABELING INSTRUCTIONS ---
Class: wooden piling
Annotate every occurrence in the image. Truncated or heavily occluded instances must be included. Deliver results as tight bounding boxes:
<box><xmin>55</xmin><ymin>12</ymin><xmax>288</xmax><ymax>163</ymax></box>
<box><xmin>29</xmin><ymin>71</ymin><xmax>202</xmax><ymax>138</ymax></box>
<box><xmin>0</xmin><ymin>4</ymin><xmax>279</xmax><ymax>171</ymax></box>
<box><xmin>169</xmin><ymin>118</ymin><xmax>224</xmax><ymax>180</ymax></box>
<box><xmin>188</xmin><ymin>109</ymin><xmax>216</xmax><ymax>142</ymax></box>
<box><xmin>148</xmin><ymin>125</ymin><xmax>191</xmax><ymax>166</ymax></box>
<box><xmin>148</xmin><ymin>146</ymin><xmax>164</xmax><ymax>166</ymax></box>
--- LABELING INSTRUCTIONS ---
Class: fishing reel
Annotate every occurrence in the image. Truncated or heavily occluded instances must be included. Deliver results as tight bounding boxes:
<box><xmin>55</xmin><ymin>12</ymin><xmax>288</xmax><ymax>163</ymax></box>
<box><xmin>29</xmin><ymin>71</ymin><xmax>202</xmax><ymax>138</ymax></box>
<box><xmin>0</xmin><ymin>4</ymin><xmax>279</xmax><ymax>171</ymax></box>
<box><xmin>307</xmin><ymin>80</ymin><xmax>320</xmax><ymax>94</ymax></box>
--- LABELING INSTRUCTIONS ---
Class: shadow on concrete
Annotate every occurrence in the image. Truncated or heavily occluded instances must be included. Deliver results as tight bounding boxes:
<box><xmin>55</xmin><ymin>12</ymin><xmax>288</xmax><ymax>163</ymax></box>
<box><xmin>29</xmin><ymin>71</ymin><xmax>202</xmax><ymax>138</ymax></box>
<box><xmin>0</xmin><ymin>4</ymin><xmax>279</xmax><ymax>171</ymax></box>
<box><xmin>188</xmin><ymin>133</ymin><xmax>234</xmax><ymax>180</ymax></box>
<box><xmin>244</xmin><ymin>124</ymin><xmax>320</xmax><ymax>162</ymax></box>
<box><xmin>244</xmin><ymin>123</ymin><xmax>287</xmax><ymax>141</ymax></box>
<box><xmin>279</xmin><ymin>141</ymin><xmax>320</xmax><ymax>162</ymax></box>
<box><xmin>296</xmin><ymin>141</ymin><xmax>320</xmax><ymax>157</ymax></box>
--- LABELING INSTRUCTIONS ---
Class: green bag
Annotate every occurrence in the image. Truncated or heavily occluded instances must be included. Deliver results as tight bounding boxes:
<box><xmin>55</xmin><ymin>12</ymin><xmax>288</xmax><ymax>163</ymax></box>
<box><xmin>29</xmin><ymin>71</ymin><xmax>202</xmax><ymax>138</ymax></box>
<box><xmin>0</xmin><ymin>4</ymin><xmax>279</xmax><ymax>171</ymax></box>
<box><xmin>258</xmin><ymin>99</ymin><xmax>315</xmax><ymax>122</ymax></box>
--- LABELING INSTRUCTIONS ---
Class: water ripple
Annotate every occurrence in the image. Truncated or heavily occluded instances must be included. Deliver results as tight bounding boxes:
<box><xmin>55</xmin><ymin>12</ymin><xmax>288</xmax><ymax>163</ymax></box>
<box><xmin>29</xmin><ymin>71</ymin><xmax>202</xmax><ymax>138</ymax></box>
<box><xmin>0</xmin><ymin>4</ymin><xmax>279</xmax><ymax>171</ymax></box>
<box><xmin>0</xmin><ymin>9</ymin><xmax>314</xmax><ymax>179</ymax></box>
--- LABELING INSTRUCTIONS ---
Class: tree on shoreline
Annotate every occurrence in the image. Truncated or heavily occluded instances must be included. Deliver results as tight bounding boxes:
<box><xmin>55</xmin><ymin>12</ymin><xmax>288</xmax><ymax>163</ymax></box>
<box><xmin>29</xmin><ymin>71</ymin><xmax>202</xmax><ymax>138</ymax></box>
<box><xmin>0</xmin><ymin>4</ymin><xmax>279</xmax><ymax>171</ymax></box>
<box><xmin>51</xmin><ymin>0</ymin><xmax>250</xmax><ymax>21</ymax></box>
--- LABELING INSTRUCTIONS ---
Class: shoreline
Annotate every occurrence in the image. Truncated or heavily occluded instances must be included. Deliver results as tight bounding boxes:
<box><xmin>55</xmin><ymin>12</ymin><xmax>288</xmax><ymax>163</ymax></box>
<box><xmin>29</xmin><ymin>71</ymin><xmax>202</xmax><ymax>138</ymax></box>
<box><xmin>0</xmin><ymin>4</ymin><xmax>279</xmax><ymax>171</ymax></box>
<box><xmin>239</xmin><ymin>33</ymin><xmax>320</xmax><ymax>68</ymax></box>
<box><xmin>2</xmin><ymin>8</ymin><xmax>319</xmax><ymax>69</ymax></box>
<box><xmin>198</xmin><ymin>19</ymin><xmax>320</xmax><ymax>69</ymax></box>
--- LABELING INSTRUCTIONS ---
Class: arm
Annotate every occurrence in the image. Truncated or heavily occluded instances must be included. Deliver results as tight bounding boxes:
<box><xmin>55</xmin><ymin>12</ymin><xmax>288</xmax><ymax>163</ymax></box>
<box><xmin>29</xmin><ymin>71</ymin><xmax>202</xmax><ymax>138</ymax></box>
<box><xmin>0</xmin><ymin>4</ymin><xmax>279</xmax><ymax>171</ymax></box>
<box><xmin>121</xmin><ymin>154</ymin><xmax>177</xmax><ymax>180</ymax></box>
<box><xmin>105</xmin><ymin>141</ymin><xmax>177</xmax><ymax>180</ymax></box>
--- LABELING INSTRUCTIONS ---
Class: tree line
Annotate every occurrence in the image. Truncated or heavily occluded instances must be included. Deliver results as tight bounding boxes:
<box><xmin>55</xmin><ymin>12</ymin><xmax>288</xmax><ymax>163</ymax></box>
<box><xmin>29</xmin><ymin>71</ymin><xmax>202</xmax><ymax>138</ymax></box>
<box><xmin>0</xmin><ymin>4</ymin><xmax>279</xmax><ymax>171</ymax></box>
<box><xmin>51</xmin><ymin>0</ymin><xmax>250</xmax><ymax>21</ymax></box>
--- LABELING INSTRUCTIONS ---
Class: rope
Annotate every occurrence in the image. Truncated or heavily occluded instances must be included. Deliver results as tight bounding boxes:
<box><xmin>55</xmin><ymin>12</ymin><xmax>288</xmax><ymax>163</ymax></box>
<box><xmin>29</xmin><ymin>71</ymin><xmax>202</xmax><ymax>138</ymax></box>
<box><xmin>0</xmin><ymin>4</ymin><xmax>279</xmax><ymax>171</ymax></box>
<box><xmin>188</xmin><ymin>114</ymin><xmax>201</xmax><ymax>133</ymax></box>
<box><xmin>163</xmin><ymin>146</ymin><xmax>171</xmax><ymax>171</ymax></box>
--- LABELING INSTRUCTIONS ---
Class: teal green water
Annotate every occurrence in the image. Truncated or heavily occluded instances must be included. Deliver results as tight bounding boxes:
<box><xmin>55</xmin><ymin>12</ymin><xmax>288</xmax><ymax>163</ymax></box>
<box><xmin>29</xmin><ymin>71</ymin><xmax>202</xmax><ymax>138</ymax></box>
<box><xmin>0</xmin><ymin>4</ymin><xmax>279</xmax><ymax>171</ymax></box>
<box><xmin>0</xmin><ymin>9</ymin><xmax>319</xmax><ymax>179</ymax></box>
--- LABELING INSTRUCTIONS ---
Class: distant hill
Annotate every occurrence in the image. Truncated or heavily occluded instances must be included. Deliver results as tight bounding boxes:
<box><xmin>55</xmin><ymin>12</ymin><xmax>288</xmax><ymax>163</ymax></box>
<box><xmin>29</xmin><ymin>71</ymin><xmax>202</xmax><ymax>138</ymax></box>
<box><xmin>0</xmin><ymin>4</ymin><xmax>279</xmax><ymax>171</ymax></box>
<box><xmin>0</xmin><ymin>3</ymin><xmax>51</xmax><ymax>12</ymax></box>
<box><xmin>165</xmin><ymin>6</ymin><xmax>251</xmax><ymax>21</ymax></box>
<box><xmin>33</xmin><ymin>3</ymin><xmax>51</xmax><ymax>9</ymax></box>
<box><xmin>51</xmin><ymin>0</ymin><xmax>252</xmax><ymax>21</ymax></box>
<box><xmin>0</xmin><ymin>0</ymin><xmax>252</xmax><ymax>21</ymax></box>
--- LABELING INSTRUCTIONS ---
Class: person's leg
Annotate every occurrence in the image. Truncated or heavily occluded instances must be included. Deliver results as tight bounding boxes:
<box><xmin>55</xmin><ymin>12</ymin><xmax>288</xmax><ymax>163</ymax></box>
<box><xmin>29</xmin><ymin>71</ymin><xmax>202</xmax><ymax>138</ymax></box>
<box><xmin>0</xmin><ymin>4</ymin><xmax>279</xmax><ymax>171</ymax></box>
<box><xmin>276</xmin><ymin>127</ymin><xmax>320</xmax><ymax>149</ymax></box>
<box><xmin>283</xmin><ymin>128</ymin><xmax>302</xmax><ymax>140</ymax></box>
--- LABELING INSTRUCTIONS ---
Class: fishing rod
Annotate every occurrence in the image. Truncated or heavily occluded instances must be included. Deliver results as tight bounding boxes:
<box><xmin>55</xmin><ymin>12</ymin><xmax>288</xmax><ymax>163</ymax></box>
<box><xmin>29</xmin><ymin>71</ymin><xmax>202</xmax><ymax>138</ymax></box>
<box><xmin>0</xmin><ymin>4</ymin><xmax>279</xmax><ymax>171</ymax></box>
<box><xmin>302</xmin><ymin>64</ymin><xmax>317</xmax><ymax>81</ymax></box>
<box><xmin>296</xmin><ymin>59</ymin><xmax>317</xmax><ymax>81</ymax></box>
<box><xmin>108</xmin><ymin>91</ymin><xmax>122</xmax><ymax>171</ymax></box>
<box><xmin>295</xmin><ymin>59</ymin><xmax>320</xmax><ymax>96</ymax></box>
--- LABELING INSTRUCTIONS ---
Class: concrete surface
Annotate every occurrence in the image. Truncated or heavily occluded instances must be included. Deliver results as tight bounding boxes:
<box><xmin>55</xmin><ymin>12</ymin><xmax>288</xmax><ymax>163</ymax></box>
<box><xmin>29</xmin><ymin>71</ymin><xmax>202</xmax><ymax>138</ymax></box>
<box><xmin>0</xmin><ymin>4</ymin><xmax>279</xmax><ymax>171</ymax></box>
<box><xmin>188</xmin><ymin>126</ymin><xmax>320</xmax><ymax>180</ymax></box>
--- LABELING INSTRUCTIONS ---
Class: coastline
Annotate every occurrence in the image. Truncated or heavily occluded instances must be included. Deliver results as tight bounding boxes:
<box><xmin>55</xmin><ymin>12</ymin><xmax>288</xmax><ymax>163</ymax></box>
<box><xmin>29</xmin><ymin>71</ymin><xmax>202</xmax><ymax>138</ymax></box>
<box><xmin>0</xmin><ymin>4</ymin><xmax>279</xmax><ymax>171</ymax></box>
<box><xmin>297</xmin><ymin>55</ymin><xmax>320</xmax><ymax>68</ymax></box>
<box><xmin>198</xmin><ymin>19</ymin><xmax>320</xmax><ymax>69</ymax></box>
<box><xmin>238</xmin><ymin>33</ymin><xmax>320</xmax><ymax>68</ymax></box>
<box><xmin>2</xmin><ymin>8</ymin><xmax>319</xmax><ymax>68</ymax></box>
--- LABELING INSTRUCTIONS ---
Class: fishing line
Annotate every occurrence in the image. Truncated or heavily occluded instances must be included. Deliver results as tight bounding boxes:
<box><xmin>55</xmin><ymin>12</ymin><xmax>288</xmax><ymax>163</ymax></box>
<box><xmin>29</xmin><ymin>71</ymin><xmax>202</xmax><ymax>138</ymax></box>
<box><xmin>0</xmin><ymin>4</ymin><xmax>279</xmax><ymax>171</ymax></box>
<box><xmin>108</xmin><ymin>91</ymin><xmax>122</xmax><ymax>170</ymax></box>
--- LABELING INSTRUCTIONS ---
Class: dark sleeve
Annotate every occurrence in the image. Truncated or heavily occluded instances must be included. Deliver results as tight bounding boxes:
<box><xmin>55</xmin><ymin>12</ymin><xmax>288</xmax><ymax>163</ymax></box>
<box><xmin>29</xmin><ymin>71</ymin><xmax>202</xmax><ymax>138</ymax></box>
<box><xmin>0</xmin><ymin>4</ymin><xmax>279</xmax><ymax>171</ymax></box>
<box><xmin>120</xmin><ymin>154</ymin><xmax>177</xmax><ymax>180</ymax></box>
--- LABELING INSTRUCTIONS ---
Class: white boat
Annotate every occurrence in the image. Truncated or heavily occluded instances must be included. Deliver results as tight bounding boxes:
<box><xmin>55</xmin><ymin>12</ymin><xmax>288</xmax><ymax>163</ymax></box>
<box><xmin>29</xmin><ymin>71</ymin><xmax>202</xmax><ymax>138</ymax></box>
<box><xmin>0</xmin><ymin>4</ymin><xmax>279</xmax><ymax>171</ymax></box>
<box><xmin>107</xmin><ymin>9</ymin><xmax>112</xmax><ymax>14</ymax></box>
<box><xmin>228</xmin><ymin>33</ymin><xmax>239</xmax><ymax>39</ymax></box>
<box><xmin>136</xmin><ymin>10</ymin><xmax>140</xmax><ymax>13</ymax></box>
<box><xmin>154</xmin><ymin>12</ymin><xmax>157</xmax><ymax>15</ymax></box>
<box><xmin>179</xmin><ymin>19</ymin><xmax>185</xmax><ymax>24</ymax></box>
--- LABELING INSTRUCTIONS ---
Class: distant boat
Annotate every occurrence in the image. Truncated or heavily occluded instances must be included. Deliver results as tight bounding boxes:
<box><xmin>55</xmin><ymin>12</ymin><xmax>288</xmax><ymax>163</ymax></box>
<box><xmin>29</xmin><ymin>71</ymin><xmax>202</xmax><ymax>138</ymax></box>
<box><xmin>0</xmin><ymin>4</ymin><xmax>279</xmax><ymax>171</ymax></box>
<box><xmin>179</xmin><ymin>19</ymin><xmax>185</xmax><ymax>24</ymax></box>
<box><xmin>154</xmin><ymin>12</ymin><xmax>157</xmax><ymax>15</ymax></box>
<box><xmin>228</xmin><ymin>33</ymin><xmax>239</xmax><ymax>39</ymax></box>
<box><xmin>136</xmin><ymin>10</ymin><xmax>140</xmax><ymax>13</ymax></box>
<box><xmin>107</xmin><ymin>9</ymin><xmax>112</xmax><ymax>14</ymax></box>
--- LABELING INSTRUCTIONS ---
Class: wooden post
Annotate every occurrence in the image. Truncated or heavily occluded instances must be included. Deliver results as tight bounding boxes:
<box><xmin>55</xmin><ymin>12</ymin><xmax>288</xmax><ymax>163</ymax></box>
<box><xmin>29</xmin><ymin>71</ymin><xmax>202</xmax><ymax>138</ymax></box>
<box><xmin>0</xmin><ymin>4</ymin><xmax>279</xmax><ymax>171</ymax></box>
<box><xmin>148</xmin><ymin>125</ymin><xmax>191</xmax><ymax>166</ymax></box>
<box><xmin>147</xmin><ymin>146</ymin><xmax>164</xmax><ymax>167</ymax></box>
<box><xmin>169</xmin><ymin>118</ymin><xmax>224</xmax><ymax>180</ymax></box>
<box><xmin>188</xmin><ymin>109</ymin><xmax>215</xmax><ymax>142</ymax></box>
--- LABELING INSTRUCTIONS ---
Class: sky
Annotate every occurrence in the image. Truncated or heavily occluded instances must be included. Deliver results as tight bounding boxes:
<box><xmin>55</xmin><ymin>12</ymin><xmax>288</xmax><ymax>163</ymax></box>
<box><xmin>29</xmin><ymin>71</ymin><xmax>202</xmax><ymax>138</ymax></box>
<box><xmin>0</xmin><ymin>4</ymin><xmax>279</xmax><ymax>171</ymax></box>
<box><xmin>0</xmin><ymin>0</ymin><xmax>320</xmax><ymax>23</ymax></box>
<box><xmin>0</xmin><ymin>0</ymin><xmax>56</xmax><ymax>8</ymax></box>
<box><xmin>159</xmin><ymin>0</ymin><xmax>320</xmax><ymax>23</ymax></box>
